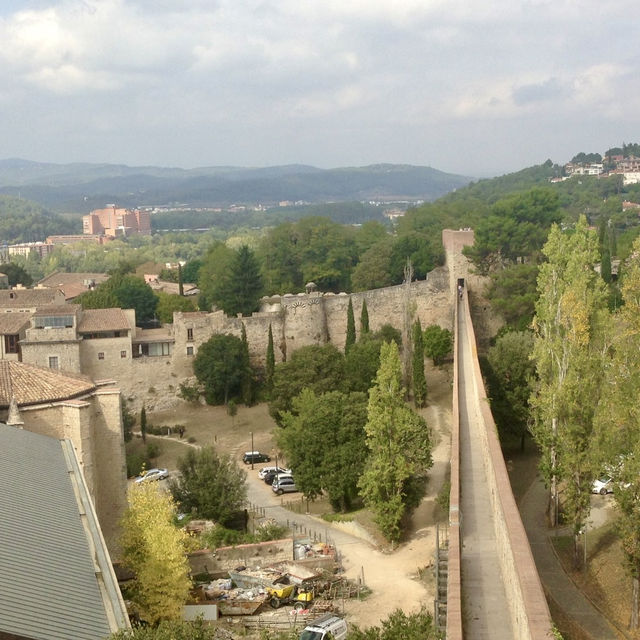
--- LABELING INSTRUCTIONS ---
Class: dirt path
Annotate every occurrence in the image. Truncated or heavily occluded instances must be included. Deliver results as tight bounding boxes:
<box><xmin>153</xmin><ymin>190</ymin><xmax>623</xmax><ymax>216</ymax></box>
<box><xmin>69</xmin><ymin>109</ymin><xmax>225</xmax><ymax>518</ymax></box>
<box><xmin>149</xmin><ymin>362</ymin><xmax>453</xmax><ymax>630</ymax></box>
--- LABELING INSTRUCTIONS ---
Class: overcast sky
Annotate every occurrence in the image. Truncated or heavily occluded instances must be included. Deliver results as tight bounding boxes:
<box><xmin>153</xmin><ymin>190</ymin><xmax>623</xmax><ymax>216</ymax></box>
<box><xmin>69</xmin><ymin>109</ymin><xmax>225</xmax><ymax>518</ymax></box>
<box><xmin>1</xmin><ymin>0</ymin><xmax>638</xmax><ymax>177</ymax></box>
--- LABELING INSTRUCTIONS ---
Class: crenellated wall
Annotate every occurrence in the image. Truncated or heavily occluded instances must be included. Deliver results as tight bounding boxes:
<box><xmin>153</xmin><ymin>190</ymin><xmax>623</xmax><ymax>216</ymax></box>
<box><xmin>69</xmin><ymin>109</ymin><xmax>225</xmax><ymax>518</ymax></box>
<box><xmin>122</xmin><ymin>266</ymin><xmax>453</xmax><ymax>410</ymax></box>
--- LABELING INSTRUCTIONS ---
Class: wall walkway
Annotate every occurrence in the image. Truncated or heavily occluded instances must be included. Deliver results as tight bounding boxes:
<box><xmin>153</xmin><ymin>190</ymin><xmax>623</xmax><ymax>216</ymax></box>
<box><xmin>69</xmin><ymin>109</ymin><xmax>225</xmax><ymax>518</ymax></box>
<box><xmin>444</xmin><ymin>230</ymin><xmax>553</xmax><ymax>639</ymax></box>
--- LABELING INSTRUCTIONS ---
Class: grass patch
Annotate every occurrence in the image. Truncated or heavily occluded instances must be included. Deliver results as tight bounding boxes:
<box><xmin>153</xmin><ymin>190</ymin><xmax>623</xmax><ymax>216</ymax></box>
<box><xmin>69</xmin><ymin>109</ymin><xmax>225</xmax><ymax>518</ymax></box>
<box><xmin>321</xmin><ymin>512</ymin><xmax>356</xmax><ymax>523</ymax></box>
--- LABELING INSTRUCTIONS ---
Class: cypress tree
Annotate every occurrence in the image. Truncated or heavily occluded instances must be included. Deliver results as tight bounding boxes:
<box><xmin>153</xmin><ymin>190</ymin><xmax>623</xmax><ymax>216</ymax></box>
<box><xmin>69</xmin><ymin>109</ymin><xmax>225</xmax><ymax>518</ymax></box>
<box><xmin>412</xmin><ymin>318</ymin><xmax>427</xmax><ymax>407</ymax></box>
<box><xmin>240</xmin><ymin>324</ymin><xmax>253</xmax><ymax>405</ymax></box>
<box><xmin>266</xmin><ymin>323</ymin><xmax>275</xmax><ymax>390</ymax></box>
<box><xmin>140</xmin><ymin>405</ymin><xmax>147</xmax><ymax>444</ymax></box>
<box><xmin>360</xmin><ymin>299</ymin><xmax>370</xmax><ymax>334</ymax></box>
<box><xmin>346</xmin><ymin>297</ymin><xmax>356</xmax><ymax>353</ymax></box>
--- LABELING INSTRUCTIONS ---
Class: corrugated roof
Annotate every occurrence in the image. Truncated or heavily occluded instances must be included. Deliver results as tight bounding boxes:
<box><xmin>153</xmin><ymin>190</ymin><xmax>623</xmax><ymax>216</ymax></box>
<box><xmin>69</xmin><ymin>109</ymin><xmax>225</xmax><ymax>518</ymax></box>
<box><xmin>78</xmin><ymin>308</ymin><xmax>131</xmax><ymax>333</ymax></box>
<box><xmin>0</xmin><ymin>425</ymin><xmax>114</xmax><ymax>640</ymax></box>
<box><xmin>0</xmin><ymin>361</ymin><xmax>95</xmax><ymax>407</ymax></box>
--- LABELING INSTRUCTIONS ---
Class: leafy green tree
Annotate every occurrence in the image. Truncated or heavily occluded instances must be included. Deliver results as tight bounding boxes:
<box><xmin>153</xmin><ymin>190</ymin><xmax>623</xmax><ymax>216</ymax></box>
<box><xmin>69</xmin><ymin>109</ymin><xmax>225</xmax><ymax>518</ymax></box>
<box><xmin>269</xmin><ymin>344</ymin><xmax>345</xmax><ymax>425</ymax></box>
<box><xmin>351</xmin><ymin>238</ymin><xmax>395</xmax><ymax>291</ymax></box>
<box><xmin>485</xmin><ymin>331</ymin><xmax>535</xmax><ymax>449</ymax></box>
<box><xmin>389</xmin><ymin>232</ymin><xmax>444</xmax><ymax>283</ymax></box>
<box><xmin>120</xmin><ymin>483</ymin><xmax>191</xmax><ymax>625</ymax></box>
<box><xmin>211</xmin><ymin>245</ymin><xmax>264</xmax><ymax>316</ymax></box>
<box><xmin>197</xmin><ymin>242</ymin><xmax>234</xmax><ymax>311</ymax></box>
<box><xmin>423</xmin><ymin>325</ymin><xmax>452</xmax><ymax>365</ymax></box>
<box><xmin>170</xmin><ymin>447</ymin><xmax>247</xmax><ymax>526</ymax></box>
<box><xmin>77</xmin><ymin>274</ymin><xmax>158</xmax><ymax>324</ymax></box>
<box><xmin>346</xmin><ymin>608</ymin><xmax>439</xmax><ymax>640</ymax></box>
<box><xmin>279</xmin><ymin>389</ymin><xmax>368</xmax><ymax>511</ymax></box>
<box><xmin>0</xmin><ymin>263</ymin><xmax>32</xmax><ymax>287</ymax></box>
<box><xmin>109</xmin><ymin>619</ymin><xmax>219</xmax><ymax>639</ymax></box>
<box><xmin>155</xmin><ymin>291</ymin><xmax>196</xmax><ymax>324</ymax></box>
<box><xmin>373</xmin><ymin>324</ymin><xmax>402</xmax><ymax>346</ymax></box>
<box><xmin>358</xmin><ymin>341</ymin><xmax>433</xmax><ymax>544</ymax></box>
<box><xmin>181</xmin><ymin>259</ymin><xmax>203</xmax><ymax>284</ymax></box>
<box><xmin>486</xmin><ymin>263</ymin><xmax>539</xmax><ymax>330</ymax></box>
<box><xmin>530</xmin><ymin>217</ymin><xmax>609</xmax><ymax>567</ymax></box>
<box><xmin>411</xmin><ymin>319</ymin><xmax>427</xmax><ymax>408</ymax></box>
<box><xmin>346</xmin><ymin>297</ymin><xmax>356</xmax><ymax>353</ymax></box>
<box><xmin>344</xmin><ymin>334</ymin><xmax>383</xmax><ymax>393</ymax></box>
<box><xmin>593</xmin><ymin>236</ymin><xmax>640</xmax><ymax>626</ymax></box>
<box><xmin>360</xmin><ymin>299</ymin><xmax>370</xmax><ymax>334</ymax></box>
<box><xmin>266</xmin><ymin>323</ymin><xmax>275</xmax><ymax>390</ymax></box>
<box><xmin>464</xmin><ymin>188</ymin><xmax>562</xmax><ymax>274</ymax></box>
<box><xmin>193</xmin><ymin>334</ymin><xmax>247</xmax><ymax>405</ymax></box>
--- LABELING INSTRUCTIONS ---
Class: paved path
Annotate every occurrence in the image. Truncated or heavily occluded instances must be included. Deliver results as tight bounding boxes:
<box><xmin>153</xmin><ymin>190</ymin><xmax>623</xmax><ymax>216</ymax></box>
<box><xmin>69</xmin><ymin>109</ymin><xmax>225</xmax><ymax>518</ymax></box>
<box><xmin>519</xmin><ymin>474</ymin><xmax>621</xmax><ymax>640</ymax></box>
<box><xmin>458</xmin><ymin>301</ymin><xmax>515</xmax><ymax>639</ymax></box>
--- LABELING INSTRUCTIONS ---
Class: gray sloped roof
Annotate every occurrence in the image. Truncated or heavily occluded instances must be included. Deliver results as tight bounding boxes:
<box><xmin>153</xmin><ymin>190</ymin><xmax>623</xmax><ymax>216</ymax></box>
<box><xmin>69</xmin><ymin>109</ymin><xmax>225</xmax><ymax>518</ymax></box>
<box><xmin>0</xmin><ymin>425</ymin><xmax>117</xmax><ymax>640</ymax></box>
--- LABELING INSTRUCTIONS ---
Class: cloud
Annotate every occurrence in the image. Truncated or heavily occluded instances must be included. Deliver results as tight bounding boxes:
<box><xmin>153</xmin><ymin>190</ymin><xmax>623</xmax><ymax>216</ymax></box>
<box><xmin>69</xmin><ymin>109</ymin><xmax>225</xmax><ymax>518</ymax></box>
<box><xmin>0</xmin><ymin>0</ymin><xmax>639</xmax><ymax>174</ymax></box>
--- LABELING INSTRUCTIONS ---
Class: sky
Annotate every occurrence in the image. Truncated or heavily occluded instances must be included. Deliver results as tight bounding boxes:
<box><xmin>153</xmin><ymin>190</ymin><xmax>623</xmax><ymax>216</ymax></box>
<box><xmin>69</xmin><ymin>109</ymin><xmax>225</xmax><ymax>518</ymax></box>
<box><xmin>1</xmin><ymin>0</ymin><xmax>639</xmax><ymax>178</ymax></box>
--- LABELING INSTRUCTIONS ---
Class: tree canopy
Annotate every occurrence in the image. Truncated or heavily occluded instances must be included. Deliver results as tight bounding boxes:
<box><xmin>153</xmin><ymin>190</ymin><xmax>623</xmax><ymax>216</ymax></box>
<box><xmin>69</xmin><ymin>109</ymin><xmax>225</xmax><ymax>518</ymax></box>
<box><xmin>120</xmin><ymin>483</ymin><xmax>191</xmax><ymax>625</ymax></box>
<box><xmin>170</xmin><ymin>447</ymin><xmax>247</xmax><ymax>526</ymax></box>
<box><xmin>358</xmin><ymin>341</ymin><xmax>433</xmax><ymax>543</ymax></box>
<box><xmin>193</xmin><ymin>334</ymin><xmax>248</xmax><ymax>405</ymax></box>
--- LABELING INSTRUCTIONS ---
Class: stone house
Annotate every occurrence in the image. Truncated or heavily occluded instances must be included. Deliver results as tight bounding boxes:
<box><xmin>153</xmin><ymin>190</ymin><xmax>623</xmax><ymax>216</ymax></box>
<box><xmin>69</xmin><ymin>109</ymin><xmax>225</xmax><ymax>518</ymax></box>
<box><xmin>0</xmin><ymin>360</ymin><xmax>128</xmax><ymax>555</ymax></box>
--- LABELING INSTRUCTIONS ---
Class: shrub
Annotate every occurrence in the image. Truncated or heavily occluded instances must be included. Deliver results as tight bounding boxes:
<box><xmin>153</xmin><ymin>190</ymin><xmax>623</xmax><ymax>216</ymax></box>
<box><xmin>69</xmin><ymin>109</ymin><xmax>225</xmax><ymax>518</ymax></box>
<box><xmin>179</xmin><ymin>382</ymin><xmax>201</xmax><ymax>403</ymax></box>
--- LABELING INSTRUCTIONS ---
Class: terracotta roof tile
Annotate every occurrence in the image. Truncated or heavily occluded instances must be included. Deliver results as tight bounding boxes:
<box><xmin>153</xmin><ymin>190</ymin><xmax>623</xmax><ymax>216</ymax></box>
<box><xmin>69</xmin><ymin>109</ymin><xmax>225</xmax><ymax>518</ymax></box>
<box><xmin>0</xmin><ymin>361</ymin><xmax>95</xmax><ymax>407</ymax></box>
<box><xmin>0</xmin><ymin>289</ymin><xmax>65</xmax><ymax>308</ymax></box>
<box><xmin>78</xmin><ymin>309</ymin><xmax>131</xmax><ymax>333</ymax></box>
<box><xmin>0</xmin><ymin>314</ymin><xmax>32</xmax><ymax>334</ymax></box>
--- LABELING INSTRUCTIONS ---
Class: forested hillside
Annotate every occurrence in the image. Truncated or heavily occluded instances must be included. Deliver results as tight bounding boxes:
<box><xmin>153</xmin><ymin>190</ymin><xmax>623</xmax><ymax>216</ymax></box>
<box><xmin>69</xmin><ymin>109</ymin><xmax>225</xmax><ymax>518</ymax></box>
<box><xmin>0</xmin><ymin>195</ymin><xmax>78</xmax><ymax>243</ymax></box>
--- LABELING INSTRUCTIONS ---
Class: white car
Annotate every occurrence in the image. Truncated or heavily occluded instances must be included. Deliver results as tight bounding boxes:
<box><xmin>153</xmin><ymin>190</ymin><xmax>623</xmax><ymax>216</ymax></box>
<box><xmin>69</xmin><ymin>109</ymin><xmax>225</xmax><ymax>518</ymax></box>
<box><xmin>591</xmin><ymin>477</ymin><xmax>613</xmax><ymax>495</ymax></box>
<box><xmin>135</xmin><ymin>468</ymin><xmax>169</xmax><ymax>483</ymax></box>
<box><xmin>258</xmin><ymin>466</ymin><xmax>290</xmax><ymax>479</ymax></box>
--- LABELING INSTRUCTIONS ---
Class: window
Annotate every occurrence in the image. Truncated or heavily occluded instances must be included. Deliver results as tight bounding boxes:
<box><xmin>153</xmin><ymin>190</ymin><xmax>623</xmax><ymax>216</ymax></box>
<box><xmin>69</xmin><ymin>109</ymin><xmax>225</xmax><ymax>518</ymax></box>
<box><xmin>133</xmin><ymin>342</ymin><xmax>173</xmax><ymax>358</ymax></box>
<box><xmin>121</xmin><ymin>350</ymin><xmax>127</xmax><ymax>358</ymax></box>
<box><xmin>187</xmin><ymin>328</ymin><xmax>193</xmax><ymax>341</ymax></box>
<box><xmin>4</xmin><ymin>334</ymin><xmax>18</xmax><ymax>354</ymax></box>
<box><xmin>35</xmin><ymin>315</ymin><xmax>74</xmax><ymax>329</ymax></box>
<box><xmin>98</xmin><ymin>352</ymin><xmax>105</xmax><ymax>360</ymax></box>
<box><xmin>186</xmin><ymin>346</ymin><xmax>194</xmax><ymax>356</ymax></box>
<box><xmin>48</xmin><ymin>356</ymin><xmax>59</xmax><ymax>369</ymax></box>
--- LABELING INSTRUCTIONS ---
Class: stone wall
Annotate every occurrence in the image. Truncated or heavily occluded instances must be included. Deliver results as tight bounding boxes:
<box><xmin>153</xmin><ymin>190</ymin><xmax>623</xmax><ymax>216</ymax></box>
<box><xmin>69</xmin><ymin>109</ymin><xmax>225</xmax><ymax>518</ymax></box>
<box><xmin>13</xmin><ymin>386</ymin><xmax>127</xmax><ymax>557</ymax></box>
<box><xmin>123</xmin><ymin>266</ymin><xmax>453</xmax><ymax>411</ymax></box>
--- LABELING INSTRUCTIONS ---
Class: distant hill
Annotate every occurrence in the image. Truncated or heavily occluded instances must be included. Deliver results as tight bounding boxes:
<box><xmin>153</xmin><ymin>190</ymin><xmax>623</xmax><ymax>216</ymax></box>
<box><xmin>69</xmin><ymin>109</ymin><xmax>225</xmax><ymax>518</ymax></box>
<box><xmin>0</xmin><ymin>159</ymin><xmax>472</xmax><ymax>212</ymax></box>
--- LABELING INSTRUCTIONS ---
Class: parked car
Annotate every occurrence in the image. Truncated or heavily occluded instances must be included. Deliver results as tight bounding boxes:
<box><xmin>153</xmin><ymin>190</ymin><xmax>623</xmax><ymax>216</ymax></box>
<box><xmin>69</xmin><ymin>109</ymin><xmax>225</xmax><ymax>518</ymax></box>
<box><xmin>135</xmin><ymin>468</ymin><xmax>169</xmax><ymax>483</ymax></box>
<box><xmin>591</xmin><ymin>477</ymin><xmax>613</xmax><ymax>495</ymax></box>
<box><xmin>263</xmin><ymin>469</ymin><xmax>292</xmax><ymax>485</ymax></box>
<box><xmin>272</xmin><ymin>475</ymin><xmax>297</xmax><ymax>495</ymax></box>
<box><xmin>243</xmin><ymin>451</ymin><xmax>271</xmax><ymax>464</ymax></box>
<box><xmin>258</xmin><ymin>466</ymin><xmax>290</xmax><ymax>480</ymax></box>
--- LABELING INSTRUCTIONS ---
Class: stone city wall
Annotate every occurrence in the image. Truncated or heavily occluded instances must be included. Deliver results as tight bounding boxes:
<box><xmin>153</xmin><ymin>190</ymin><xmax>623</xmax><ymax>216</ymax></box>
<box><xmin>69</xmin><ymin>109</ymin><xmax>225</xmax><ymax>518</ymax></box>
<box><xmin>122</xmin><ymin>266</ymin><xmax>453</xmax><ymax>410</ymax></box>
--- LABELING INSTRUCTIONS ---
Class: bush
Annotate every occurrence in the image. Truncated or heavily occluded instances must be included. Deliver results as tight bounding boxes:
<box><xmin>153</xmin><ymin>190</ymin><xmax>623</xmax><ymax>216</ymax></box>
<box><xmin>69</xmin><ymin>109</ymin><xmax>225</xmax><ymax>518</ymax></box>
<box><xmin>146</xmin><ymin>442</ymin><xmax>161</xmax><ymax>460</ymax></box>
<box><xmin>127</xmin><ymin>451</ymin><xmax>148</xmax><ymax>478</ymax></box>
<box><xmin>179</xmin><ymin>382</ymin><xmax>201</xmax><ymax>403</ymax></box>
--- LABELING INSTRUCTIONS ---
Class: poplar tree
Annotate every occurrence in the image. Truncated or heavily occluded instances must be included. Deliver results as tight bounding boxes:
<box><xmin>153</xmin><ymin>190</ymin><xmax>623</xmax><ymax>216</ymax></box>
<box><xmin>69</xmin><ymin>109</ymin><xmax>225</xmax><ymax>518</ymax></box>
<box><xmin>120</xmin><ymin>483</ymin><xmax>191</xmax><ymax>625</ymax></box>
<box><xmin>266</xmin><ymin>323</ymin><xmax>275</xmax><ymax>390</ymax></box>
<box><xmin>530</xmin><ymin>216</ymin><xmax>608</xmax><ymax>567</ymax></box>
<box><xmin>594</xmin><ymin>235</ymin><xmax>640</xmax><ymax>626</ymax></box>
<box><xmin>358</xmin><ymin>341</ymin><xmax>432</xmax><ymax>544</ymax></box>
<box><xmin>412</xmin><ymin>318</ymin><xmax>427</xmax><ymax>408</ymax></box>
<box><xmin>346</xmin><ymin>297</ymin><xmax>356</xmax><ymax>353</ymax></box>
<box><xmin>360</xmin><ymin>299</ymin><xmax>370</xmax><ymax>334</ymax></box>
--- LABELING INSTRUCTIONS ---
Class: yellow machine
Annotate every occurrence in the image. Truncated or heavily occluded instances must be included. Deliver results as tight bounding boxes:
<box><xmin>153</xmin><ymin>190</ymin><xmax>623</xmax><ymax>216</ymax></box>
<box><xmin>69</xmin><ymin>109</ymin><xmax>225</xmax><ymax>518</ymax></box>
<box><xmin>267</xmin><ymin>584</ymin><xmax>314</xmax><ymax>610</ymax></box>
